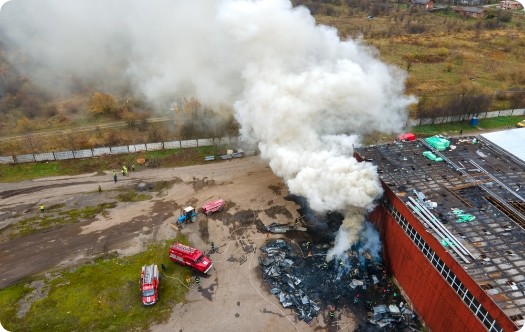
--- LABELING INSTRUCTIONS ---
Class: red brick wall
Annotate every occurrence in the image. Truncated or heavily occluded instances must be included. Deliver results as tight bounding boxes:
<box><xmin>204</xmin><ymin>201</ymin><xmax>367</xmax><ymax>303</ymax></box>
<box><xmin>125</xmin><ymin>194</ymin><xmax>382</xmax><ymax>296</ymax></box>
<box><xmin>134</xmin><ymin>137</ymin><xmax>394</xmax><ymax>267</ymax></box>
<box><xmin>368</xmin><ymin>186</ymin><xmax>516</xmax><ymax>332</ymax></box>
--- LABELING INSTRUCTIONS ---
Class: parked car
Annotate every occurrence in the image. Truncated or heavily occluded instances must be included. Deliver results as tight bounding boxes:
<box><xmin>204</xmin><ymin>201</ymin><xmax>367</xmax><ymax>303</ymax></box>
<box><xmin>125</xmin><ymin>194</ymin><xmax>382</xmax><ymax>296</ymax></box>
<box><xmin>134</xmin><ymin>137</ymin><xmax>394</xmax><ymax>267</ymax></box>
<box><xmin>517</xmin><ymin>120</ymin><xmax>525</xmax><ymax>128</ymax></box>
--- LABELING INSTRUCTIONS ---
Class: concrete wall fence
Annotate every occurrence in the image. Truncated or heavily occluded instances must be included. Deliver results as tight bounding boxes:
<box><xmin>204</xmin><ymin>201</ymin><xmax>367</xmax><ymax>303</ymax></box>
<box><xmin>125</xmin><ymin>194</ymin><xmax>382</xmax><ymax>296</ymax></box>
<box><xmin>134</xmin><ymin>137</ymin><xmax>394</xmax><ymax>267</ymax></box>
<box><xmin>2</xmin><ymin>108</ymin><xmax>524</xmax><ymax>164</ymax></box>
<box><xmin>0</xmin><ymin>137</ymin><xmax>238</xmax><ymax>165</ymax></box>
<box><xmin>407</xmin><ymin>108</ymin><xmax>525</xmax><ymax>127</ymax></box>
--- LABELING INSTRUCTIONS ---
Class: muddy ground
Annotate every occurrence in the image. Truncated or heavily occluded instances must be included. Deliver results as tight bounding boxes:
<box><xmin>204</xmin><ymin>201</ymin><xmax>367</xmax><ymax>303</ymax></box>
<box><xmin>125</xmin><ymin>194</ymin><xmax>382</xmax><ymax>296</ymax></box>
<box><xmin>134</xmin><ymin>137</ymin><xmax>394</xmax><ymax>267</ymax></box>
<box><xmin>0</xmin><ymin>156</ymin><xmax>356</xmax><ymax>331</ymax></box>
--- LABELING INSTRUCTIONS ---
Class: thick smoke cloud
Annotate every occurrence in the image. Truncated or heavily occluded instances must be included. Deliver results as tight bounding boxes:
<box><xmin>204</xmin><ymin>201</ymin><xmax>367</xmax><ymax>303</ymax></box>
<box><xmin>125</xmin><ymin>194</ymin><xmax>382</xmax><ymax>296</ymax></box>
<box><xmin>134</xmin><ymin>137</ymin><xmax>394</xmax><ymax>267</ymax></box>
<box><xmin>1</xmin><ymin>0</ymin><xmax>415</xmax><ymax>258</ymax></box>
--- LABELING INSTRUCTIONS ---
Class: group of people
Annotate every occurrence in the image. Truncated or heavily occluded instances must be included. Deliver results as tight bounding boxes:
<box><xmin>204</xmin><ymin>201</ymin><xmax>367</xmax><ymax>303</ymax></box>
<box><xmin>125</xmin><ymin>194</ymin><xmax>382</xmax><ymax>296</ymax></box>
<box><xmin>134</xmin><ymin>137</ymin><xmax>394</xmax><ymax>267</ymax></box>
<box><xmin>111</xmin><ymin>164</ymin><xmax>135</xmax><ymax>183</ymax></box>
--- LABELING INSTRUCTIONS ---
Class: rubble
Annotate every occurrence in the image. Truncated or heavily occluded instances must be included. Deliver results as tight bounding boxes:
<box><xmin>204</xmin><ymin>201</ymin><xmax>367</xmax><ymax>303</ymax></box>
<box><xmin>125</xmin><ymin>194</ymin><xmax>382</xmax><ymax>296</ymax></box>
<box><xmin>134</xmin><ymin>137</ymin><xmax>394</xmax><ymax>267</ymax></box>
<box><xmin>262</xmin><ymin>222</ymin><xmax>307</xmax><ymax>234</ymax></box>
<box><xmin>259</xmin><ymin>239</ymin><xmax>422</xmax><ymax>329</ymax></box>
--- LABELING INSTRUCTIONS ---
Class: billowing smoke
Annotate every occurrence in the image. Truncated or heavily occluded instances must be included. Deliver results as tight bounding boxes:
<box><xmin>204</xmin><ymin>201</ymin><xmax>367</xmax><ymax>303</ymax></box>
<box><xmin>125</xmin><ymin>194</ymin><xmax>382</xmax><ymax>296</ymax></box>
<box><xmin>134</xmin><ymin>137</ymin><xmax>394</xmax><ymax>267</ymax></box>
<box><xmin>0</xmin><ymin>0</ymin><xmax>415</xmax><ymax>258</ymax></box>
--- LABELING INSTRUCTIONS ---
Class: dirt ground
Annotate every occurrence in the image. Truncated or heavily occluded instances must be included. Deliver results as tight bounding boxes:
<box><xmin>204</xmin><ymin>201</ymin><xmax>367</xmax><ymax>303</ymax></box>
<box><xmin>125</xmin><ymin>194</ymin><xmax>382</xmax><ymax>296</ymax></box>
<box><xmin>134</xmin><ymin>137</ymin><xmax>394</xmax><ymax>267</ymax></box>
<box><xmin>0</xmin><ymin>156</ymin><xmax>357</xmax><ymax>332</ymax></box>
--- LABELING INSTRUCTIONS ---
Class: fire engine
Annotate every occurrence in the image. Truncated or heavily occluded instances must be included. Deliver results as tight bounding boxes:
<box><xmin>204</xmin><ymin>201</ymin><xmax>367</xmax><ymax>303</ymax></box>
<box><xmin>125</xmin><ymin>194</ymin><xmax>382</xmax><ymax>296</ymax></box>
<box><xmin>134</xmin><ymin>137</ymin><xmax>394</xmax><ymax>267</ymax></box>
<box><xmin>202</xmin><ymin>199</ymin><xmax>225</xmax><ymax>216</ymax></box>
<box><xmin>168</xmin><ymin>243</ymin><xmax>213</xmax><ymax>274</ymax></box>
<box><xmin>140</xmin><ymin>264</ymin><xmax>159</xmax><ymax>305</ymax></box>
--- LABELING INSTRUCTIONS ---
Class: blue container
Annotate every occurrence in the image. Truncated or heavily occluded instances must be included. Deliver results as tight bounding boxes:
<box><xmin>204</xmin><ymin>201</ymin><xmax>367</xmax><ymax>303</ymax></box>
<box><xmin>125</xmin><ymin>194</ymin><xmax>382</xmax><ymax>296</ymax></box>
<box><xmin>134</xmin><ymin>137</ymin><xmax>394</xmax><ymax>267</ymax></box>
<box><xmin>469</xmin><ymin>117</ymin><xmax>479</xmax><ymax>127</ymax></box>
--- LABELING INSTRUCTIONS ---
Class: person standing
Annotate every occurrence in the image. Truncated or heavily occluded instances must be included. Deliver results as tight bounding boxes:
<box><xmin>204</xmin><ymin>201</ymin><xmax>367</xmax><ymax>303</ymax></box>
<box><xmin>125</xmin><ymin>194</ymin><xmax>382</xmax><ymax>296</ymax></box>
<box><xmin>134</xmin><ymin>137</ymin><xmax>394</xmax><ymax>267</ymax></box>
<box><xmin>39</xmin><ymin>204</ymin><xmax>45</xmax><ymax>213</ymax></box>
<box><xmin>328</xmin><ymin>305</ymin><xmax>335</xmax><ymax>320</ymax></box>
<box><xmin>113</xmin><ymin>170</ymin><xmax>117</xmax><ymax>183</ymax></box>
<box><xmin>195</xmin><ymin>276</ymin><xmax>201</xmax><ymax>287</ymax></box>
<box><xmin>98</xmin><ymin>185</ymin><xmax>102</xmax><ymax>193</ymax></box>
<box><xmin>211</xmin><ymin>242</ymin><xmax>215</xmax><ymax>253</ymax></box>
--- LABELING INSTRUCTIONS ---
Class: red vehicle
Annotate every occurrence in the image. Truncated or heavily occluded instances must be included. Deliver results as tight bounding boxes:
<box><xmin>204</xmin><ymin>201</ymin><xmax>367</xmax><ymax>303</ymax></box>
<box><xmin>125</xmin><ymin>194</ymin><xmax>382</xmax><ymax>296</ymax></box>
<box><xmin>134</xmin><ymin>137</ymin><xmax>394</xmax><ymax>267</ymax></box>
<box><xmin>397</xmin><ymin>133</ymin><xmax>416</xmax><ymax>142</ymax></box>
<box><xmin>202</xmin><ymin>199</ymin><xmax>225</xmax><ymax>216</ymax></box>
<box><xmin>168</xmin><ymin>243</ymin><xmax>213</xmax><ymax>274</ymax></box>
<box><xmin>140</xmin><ymin>264</ymin><xmax>159</xmax><ymax>305</ymax></box>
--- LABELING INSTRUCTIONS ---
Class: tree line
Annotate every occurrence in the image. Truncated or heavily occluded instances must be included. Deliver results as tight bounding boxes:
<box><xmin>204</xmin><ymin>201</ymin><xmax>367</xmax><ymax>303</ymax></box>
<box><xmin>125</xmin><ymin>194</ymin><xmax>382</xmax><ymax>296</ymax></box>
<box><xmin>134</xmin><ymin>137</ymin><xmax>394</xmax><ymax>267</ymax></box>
<box><xmin>416</xmin><ymin>89</ymin><xmax>525</xmax><ymax>124</ymax></box>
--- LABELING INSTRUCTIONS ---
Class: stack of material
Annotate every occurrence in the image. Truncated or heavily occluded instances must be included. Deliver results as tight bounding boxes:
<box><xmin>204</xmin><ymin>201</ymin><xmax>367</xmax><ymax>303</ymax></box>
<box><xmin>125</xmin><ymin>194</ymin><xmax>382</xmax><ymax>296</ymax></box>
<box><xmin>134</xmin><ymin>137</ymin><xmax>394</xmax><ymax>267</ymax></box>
<box><xmin>422</xmin><ymin>151</ymin><xmax>443</xmax><ymax>162</ymax></box>
<box><xmin>425</xmin><ymin>136</ymin><xmax>450</xmax><ymax>151</ymax></box>
<box><xmin>451</xmin><ymin>209</ymin><xmax>476</xmax><ymax>222</ymax></box>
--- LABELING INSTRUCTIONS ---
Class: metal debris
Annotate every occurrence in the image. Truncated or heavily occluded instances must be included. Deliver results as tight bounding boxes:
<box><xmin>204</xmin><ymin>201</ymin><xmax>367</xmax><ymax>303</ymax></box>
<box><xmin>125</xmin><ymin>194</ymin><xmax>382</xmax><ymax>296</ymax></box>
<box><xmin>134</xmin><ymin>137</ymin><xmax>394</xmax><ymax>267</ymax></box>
<box><xmin>259</xmin><ymin>239</ymin><xmax>422</xmax><ymax>329</ymax></box>
<box><xmin>263</xmin><ymin>222</ymin><xmax>307</xmax><ymax>234</ymax></box>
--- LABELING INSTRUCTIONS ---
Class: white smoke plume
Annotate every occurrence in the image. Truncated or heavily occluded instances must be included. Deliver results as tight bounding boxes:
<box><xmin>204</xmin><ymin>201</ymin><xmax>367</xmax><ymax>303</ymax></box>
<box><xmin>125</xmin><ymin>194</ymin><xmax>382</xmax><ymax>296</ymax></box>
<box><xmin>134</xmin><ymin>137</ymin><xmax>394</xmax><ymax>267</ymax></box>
<box><xmin>1</xmin><ymin>0</ymin><xmax>415</xmax><ymax>258</ymax></box>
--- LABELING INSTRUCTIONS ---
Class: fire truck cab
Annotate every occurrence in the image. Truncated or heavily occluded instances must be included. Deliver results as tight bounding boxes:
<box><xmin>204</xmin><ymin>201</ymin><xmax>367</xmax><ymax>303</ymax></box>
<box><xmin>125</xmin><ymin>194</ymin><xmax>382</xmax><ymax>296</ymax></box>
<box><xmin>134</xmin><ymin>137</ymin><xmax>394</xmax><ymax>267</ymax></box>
<box><xmin>140</xmin><ymin>264</ymin><xmax>160</xmax><ymax>305</ymax></box>
<box><xmin>202</xmin><ymin>199</ymin><xmax>225</xmax><ymax>216</ymax></box>
<box><xmin>168</xmin><ymin>243</ymin><xmax>213</xmax><ymax>274</ymax></box>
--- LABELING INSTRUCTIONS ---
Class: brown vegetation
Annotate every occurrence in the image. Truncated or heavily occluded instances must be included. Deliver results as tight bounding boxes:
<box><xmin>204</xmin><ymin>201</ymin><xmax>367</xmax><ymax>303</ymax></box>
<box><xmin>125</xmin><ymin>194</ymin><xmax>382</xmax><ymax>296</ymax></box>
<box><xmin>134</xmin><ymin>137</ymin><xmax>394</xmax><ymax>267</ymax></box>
<box><xmin>0</xmin><ymin>0</ymin><xmax>524</xmax><ymax>154</ymax></box>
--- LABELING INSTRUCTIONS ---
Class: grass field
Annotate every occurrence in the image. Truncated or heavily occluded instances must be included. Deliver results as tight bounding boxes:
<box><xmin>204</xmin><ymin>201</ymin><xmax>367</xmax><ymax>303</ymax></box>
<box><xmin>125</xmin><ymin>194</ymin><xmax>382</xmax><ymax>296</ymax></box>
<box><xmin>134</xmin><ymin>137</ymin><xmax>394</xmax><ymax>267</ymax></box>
<box><xmin>412</xmin><ymin>115</ymin><xmax>524</xmax><ymax>136</ymax></box>
<box><xmin>0</xmin><ymin>236</ymin><xmax>193</xmax><ymax>332</ymax></box>
<box><xmin>315</xmin><ymin>5</ymin><xmax>525</xmax><ymax>103</ymax></box>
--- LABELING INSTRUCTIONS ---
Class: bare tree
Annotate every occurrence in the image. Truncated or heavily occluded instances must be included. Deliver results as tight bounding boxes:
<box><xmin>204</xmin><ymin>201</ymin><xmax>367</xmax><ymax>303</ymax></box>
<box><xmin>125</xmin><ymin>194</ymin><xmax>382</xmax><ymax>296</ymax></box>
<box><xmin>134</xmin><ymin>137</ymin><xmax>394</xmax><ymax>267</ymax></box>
<box><xmin>509</xmin><ymin>90</ymin><xmax>525</xmax><ymax>115</ymax></box>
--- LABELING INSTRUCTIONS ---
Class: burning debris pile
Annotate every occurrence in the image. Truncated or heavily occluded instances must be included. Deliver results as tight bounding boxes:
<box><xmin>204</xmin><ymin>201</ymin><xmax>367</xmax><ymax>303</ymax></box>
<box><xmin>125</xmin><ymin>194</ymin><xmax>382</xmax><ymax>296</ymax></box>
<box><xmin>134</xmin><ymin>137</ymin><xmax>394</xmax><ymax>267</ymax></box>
<box><xmin>259</xmin><ymin>238</ymin><xmax>421</xmax><ymax>330</ymax></box>
<box><xmin>259</xmin><ymin>240</ymin><xmax>320</xmax><ymax>323</ymax></box>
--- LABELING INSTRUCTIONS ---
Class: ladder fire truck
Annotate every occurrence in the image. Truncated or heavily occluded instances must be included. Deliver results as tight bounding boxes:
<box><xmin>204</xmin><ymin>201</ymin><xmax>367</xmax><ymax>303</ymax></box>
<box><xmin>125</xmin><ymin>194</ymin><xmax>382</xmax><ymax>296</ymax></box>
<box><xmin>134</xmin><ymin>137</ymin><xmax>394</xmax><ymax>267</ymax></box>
<box><xmin>168</xmin><ymin>243</ymin><xmax>213</xmax><ymax>274</ymax></box>
<box><xmin>140</xmin><ymin>264</ymin><xmax>160</xmax><ymax>305</ymax></box>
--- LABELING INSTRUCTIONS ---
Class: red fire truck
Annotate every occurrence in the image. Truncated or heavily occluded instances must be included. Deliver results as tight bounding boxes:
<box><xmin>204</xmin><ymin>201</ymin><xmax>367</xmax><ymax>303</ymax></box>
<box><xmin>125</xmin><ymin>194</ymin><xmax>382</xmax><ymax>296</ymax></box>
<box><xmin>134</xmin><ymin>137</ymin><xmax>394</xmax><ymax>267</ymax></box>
<box><xmin>168</xmin><ymin>243</ymin><xmax>213</xmax><ymax>274</ymax></box>
<box><xmin>202</xmin><ymin>199</ymin><xmax>225</xmax><ymax>216</ymax></box>
<box><xmin>140</xmin><ymin>264</ymin><xmax>160</xmax><ymax>305</ymax></box>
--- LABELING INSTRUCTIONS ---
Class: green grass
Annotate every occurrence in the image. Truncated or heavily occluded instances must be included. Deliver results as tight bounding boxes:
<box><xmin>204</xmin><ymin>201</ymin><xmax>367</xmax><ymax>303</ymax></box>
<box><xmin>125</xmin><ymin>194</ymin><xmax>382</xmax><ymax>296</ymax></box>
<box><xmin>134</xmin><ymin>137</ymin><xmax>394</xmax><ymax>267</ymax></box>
<box><xmin>3</xmin><ymin>202</ymin><xmax>117</xmax><ymax>238</ymax></box>
<box><xmin>412</xmin><ymin>115</ymin><xmax>524</xmax><ymax>136</ymax></box>
<box><xmin>0</xmin><ymin>146</ymin><xmax>222</xmax><ymax>183</ymax></box>
<box><xmin>0</xmin><ymin>236</ymin><xmax>193</xmax><ymax>332</ymax></box>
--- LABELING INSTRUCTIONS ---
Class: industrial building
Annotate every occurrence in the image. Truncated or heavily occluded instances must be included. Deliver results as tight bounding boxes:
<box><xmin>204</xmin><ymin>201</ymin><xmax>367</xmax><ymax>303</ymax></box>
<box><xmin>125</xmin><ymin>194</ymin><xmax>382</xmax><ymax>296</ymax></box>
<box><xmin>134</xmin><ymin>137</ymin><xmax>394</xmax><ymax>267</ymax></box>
<box><xmin>355</xmin><ymin>129</ymin><xmax>525</xmax><ymax>331</ymax></box>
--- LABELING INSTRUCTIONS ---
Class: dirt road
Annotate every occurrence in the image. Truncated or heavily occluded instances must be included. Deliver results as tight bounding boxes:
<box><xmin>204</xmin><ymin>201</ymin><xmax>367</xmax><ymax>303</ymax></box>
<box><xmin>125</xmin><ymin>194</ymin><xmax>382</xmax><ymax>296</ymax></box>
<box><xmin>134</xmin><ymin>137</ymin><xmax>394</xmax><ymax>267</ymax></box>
<box><xmin>0</xmin><ymin>156</ymin><xmax>354</xmax><ymax>331</ymax></box>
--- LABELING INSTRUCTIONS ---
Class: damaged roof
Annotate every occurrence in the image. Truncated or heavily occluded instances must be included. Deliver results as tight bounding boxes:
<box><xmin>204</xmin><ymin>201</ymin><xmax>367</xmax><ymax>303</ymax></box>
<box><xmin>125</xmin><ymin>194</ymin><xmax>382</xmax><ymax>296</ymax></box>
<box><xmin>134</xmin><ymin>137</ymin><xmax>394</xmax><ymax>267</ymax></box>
<box><xmin>355</xmin><ymin>133</ymin><xmax>525</xmax><ymax>326</ymax></box>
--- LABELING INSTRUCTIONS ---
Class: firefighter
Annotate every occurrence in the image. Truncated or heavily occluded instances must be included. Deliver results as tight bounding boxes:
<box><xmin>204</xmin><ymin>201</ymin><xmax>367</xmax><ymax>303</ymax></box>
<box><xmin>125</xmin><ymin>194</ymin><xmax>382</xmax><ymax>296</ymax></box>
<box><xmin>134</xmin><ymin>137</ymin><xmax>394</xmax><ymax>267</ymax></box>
<box><xmin>113</xmin><ymin>170</ymin><xmax>117</xmax><ymax>183</ymax></box>
<box><xmin>195</xmin><ymin>276</ymin><xmax>201</xmax><ymax>287</ymax></box>
<box><xmin>321</xmin><ymin>261</ymin><xmax>328</xmax><ymax>269</ymax></box>
<box><xmin>211</xmin><ymin>242</ymin><xmax>215</xmax><ymax>253</ymax></box>
<box><xmin>185</xmin><ymin>275</ymin><xmax>191</xmax><ymax>285</ymax></box>
<box><xmin>328</xmin><ymin>305</ymin><xmax>335</xmax><ymax>320</ymax></box>
<box><xmin>131</xmin><ymin>164</ymin><xmax>135</xmax><ymax>171</ymax></box>
<box><xmin>39</xmin><ymin>204</ymin><xmax>45</xmax><ymax>213</ymax></box>
<box><xmin>161</xmin><ymin>263</ymin><xmax>166</xmax><ymax>272</ymax></box>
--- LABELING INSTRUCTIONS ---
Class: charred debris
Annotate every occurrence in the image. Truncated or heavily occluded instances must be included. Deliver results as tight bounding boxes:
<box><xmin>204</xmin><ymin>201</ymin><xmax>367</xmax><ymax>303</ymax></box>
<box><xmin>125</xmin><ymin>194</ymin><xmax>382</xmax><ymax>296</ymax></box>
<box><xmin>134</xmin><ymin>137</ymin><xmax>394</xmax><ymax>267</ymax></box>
<box><xmin>259</xmin><ymin>203</ymin><xmax>421</xmax><ymax>330</ymax></box>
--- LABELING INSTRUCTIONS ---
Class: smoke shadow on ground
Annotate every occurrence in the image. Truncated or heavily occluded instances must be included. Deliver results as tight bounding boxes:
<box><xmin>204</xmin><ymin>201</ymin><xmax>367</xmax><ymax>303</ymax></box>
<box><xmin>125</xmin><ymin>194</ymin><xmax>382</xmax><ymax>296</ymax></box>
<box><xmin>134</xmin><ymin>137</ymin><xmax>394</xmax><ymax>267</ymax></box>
<box><xmin>285</xmin><ymin>194</ymin><xmax>343</xmax><ymax>242</ymax></box>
